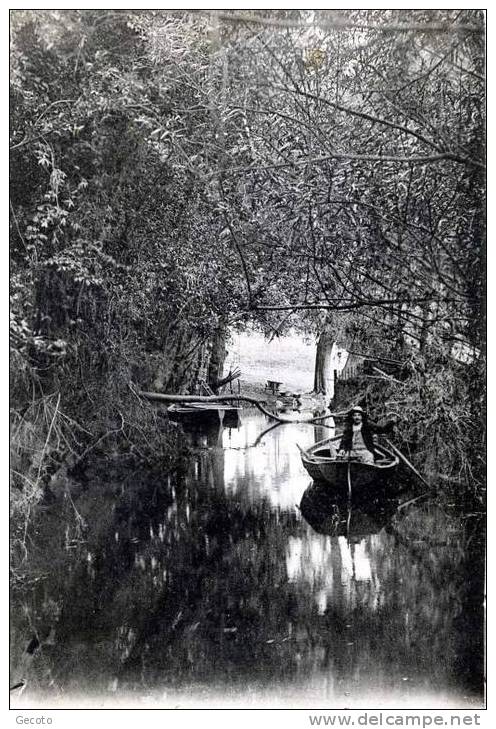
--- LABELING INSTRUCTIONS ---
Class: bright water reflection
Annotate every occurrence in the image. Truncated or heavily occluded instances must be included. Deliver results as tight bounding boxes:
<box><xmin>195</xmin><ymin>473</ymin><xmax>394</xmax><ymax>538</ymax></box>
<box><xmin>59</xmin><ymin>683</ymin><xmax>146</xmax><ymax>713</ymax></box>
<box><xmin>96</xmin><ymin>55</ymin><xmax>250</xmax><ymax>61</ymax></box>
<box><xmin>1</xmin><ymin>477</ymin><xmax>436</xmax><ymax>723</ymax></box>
<box><xmin>220</xmin><ymin>411</ymin><xmax>329</xmax><ymax>509</ymax></box>
<box><xmin>10</xmin><ymin>411</ymin><xmax>484</xmax><ymax>708</ymax></box>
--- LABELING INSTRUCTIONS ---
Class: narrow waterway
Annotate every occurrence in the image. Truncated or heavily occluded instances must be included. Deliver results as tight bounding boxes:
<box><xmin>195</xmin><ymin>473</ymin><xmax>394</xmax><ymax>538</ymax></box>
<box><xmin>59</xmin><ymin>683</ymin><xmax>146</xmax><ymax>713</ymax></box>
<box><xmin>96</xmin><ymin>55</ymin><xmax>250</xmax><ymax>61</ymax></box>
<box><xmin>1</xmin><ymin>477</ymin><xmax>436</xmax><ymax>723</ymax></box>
<box><xmin>10</xmin><ymin>411</ymin><xmax>485</xmax><ymax>708</ymax></box>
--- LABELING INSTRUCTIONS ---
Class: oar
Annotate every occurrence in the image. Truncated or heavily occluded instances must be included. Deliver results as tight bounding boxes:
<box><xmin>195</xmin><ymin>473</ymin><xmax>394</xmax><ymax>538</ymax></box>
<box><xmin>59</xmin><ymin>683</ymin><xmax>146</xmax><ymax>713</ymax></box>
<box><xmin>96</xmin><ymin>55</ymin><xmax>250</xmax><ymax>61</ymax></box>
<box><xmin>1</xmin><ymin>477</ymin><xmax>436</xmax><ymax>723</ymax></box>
<box><xmin>384</xmin><ymin>438</ymin><xmax>431</xmax><ymax>489</ymax></box>
<box><xmin>296</xmin><ymin>443</ymin><xmax>309</xmax><ymax>458</ymax></box>
<box><xmin>296</xmin><ymin>443</ymin><xmax>317</xmax><ymax>460</ymax></box>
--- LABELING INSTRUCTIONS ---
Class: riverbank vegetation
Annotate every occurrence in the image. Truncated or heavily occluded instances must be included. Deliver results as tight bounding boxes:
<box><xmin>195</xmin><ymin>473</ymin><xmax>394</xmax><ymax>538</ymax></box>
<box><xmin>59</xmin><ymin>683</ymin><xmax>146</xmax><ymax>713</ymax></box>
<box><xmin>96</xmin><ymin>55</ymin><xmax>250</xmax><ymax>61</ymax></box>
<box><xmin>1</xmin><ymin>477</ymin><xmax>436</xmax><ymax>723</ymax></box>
<box><xmin>10</xmin><ymin>8</ymin><xmax>485</xmax><ymax>546</ymax></box>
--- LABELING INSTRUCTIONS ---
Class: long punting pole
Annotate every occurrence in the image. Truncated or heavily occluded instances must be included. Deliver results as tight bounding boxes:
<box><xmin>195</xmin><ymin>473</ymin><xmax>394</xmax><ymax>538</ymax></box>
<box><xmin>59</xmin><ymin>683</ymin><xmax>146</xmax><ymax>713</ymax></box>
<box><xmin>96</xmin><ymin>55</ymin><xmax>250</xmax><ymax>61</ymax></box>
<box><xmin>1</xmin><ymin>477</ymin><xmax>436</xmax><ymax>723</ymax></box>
<box><xmin>384</xmin><ymin>437</ymin><xmax>430</xmax><ymax>489</ymax></box>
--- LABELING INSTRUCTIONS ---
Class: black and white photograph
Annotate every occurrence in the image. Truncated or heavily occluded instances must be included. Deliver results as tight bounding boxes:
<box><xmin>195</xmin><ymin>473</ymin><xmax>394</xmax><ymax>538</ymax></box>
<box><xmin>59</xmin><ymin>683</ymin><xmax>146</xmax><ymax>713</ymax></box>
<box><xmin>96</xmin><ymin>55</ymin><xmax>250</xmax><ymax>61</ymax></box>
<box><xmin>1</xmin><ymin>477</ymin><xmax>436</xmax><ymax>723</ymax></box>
<box><xmin>9</xmin><ymin>7</ymin><xmax>486</xmax><ymax>712</ymax></box>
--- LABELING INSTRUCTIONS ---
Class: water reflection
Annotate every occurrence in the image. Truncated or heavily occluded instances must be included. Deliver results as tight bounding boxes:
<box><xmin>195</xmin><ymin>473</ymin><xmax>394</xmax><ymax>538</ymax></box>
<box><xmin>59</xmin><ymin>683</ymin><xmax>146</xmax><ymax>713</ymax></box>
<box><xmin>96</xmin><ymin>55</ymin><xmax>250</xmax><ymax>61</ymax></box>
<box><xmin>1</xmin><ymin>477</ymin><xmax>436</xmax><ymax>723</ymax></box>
<box><xmin>296</xmin><ymin>484</ymin><xmax>400</xmax><ymax>619</ymax></box>
<box><xmin>10</xmin><ymin>412</ymin><xmax>484</xmax><ymax>708</ymax></box>
<box><xmin>186</xmin><ymin>411</ymin><xmax>330</xmax><ymax>511</ymax></box>
<box><xmin>300</xmin><ymin>482</ymin><xmax>397</xmax><ymax>537</ymax></box>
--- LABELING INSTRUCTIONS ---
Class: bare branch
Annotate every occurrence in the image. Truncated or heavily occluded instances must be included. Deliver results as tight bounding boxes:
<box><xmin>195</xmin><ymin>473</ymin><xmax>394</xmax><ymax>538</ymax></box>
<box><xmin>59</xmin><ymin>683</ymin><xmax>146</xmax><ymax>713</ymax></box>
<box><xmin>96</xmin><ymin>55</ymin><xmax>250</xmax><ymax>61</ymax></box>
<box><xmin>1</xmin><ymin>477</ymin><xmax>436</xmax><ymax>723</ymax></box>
<box><xmin>271</xmin><ymin>83</ymin><xmax>443</xmax><ymax>152</ymax></box>
<box><xmin>253</xmin><ymin>295</ymin><xmax>463</xmax><ymax>312</ymax></box>
<box><xmin>222</xmin><ymin>151</ymin><xmax>483</xmax><ymax>176</ymax></box>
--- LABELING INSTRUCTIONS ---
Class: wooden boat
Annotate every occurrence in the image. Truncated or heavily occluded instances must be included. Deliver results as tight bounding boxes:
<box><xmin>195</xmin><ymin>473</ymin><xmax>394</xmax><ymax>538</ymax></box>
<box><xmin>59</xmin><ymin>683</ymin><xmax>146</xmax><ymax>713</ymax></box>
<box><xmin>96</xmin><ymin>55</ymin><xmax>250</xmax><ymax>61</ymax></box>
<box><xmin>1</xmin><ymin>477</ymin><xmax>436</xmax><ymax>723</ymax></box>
<box><xmin>167</xmin><ymin>402</ymin><xmax>241</xmax><ymax>426</ymax></box>
<box><xmin>300</xmin><ymin>435</ymin><xmax>399</xmax><ymax>497</ymax></box>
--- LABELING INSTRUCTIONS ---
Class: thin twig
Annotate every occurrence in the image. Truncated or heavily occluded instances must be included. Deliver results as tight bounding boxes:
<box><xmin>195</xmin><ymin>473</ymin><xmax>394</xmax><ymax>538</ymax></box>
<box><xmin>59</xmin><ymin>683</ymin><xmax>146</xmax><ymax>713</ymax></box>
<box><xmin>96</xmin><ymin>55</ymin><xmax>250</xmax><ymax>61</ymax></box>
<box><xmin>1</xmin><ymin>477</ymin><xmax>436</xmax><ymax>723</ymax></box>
<box><xmin>35</xmin><ymin>394</ymin><xmax>60</xmax><ymax>488</ymax></box>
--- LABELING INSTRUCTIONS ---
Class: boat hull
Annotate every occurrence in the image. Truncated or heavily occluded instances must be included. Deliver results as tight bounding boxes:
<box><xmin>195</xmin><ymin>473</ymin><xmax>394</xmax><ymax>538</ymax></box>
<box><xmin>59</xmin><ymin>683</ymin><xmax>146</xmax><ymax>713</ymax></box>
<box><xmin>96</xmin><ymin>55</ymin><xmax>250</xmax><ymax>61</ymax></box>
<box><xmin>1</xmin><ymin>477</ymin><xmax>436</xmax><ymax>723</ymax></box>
<box><xmin>300</xmin><ymin>436</ymin><xmax>399</xmax><ymax>499</ymax></box>
<box><xmin>167</xmin><ymin>404</ymin><xmax>241</xmax><ymax>426</ymax></box>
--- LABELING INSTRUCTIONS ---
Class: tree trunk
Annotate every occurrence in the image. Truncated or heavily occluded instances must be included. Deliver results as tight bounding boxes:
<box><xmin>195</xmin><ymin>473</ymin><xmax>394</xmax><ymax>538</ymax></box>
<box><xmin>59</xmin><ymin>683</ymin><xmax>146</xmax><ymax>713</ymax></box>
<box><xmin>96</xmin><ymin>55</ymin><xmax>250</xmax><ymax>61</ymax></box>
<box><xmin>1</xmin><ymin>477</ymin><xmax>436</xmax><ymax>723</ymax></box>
<box><xmin>207</xmin><ymin>328</ymin><xmax>227</xmax><ymax>392</ymax></box>
<box><xmin>153</xmin><ymin>325</ymin><xmax>227</xmax><ymax>395</ymax></box>
<box><xmin>313</xmin><ymin>324</ymin><xmax>336</xmax><ymax>397</ymax></box>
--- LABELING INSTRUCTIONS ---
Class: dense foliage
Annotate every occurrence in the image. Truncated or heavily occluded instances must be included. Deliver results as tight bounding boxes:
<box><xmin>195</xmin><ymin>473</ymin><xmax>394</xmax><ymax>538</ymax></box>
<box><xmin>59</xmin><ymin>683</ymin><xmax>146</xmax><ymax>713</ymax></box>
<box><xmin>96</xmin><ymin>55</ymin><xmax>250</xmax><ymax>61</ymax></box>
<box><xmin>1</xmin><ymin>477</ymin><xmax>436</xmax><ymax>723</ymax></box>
<box><xmin>10</xmin><ymin>9</ymin><xmax>485</xmax><ymax>515</ymax></box>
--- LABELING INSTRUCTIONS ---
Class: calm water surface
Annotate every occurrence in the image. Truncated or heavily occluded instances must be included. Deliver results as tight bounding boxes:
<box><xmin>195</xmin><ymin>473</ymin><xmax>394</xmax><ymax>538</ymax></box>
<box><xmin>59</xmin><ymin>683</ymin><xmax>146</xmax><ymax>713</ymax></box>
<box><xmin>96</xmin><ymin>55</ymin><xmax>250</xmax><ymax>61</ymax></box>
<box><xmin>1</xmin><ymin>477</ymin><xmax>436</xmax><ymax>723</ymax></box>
<box><xmin>11</xmin><ymin>411</ymin><xmax>485</xmax><ymax>708</ymax></box>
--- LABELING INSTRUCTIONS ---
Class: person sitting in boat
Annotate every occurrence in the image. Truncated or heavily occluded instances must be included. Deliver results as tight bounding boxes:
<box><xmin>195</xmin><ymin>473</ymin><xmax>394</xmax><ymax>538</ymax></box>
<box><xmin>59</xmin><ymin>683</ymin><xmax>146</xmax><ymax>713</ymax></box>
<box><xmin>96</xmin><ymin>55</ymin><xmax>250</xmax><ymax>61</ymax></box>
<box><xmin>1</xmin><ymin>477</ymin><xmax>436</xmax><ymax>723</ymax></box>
<box><xmin>337</xmin><ymin>406</ymin><xmax>394</xmax><ymax>464</ymax></box>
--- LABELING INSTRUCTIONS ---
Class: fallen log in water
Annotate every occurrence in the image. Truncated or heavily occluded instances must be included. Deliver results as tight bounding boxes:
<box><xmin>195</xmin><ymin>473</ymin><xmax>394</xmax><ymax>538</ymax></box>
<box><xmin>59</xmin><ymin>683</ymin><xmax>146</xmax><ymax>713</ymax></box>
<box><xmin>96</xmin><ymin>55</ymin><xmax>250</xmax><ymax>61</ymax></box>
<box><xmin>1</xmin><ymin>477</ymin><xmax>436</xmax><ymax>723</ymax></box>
<box><xmin>138</xmin><ymin>390</ymin><xmax>349</xmax><ymax>425</ymax></box>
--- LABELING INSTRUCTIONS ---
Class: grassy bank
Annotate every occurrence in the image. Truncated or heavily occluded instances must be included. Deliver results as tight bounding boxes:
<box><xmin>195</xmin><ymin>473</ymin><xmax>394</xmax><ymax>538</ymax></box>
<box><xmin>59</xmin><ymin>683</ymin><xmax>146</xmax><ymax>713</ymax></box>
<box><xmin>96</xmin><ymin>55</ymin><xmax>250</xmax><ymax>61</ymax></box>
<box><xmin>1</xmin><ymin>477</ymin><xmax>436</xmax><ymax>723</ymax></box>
<box><xmin>228</xmin><ymin>331</ymin><xmax>315</xmax><ymax>393</ymax></box>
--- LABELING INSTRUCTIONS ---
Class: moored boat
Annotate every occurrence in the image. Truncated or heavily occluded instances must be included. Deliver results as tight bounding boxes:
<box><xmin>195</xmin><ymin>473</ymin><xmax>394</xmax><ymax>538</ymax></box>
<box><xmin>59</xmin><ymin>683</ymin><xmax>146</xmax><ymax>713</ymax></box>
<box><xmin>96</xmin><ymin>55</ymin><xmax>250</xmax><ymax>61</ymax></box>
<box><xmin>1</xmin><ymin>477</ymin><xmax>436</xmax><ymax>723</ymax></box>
<box><xmin>300</xmin><ymin>435</ymin><xmax>399</xmax><ymax>498</ymax></box>
<box><xmin>167</xmin><ymin>402</ymin><xmax>241</xmax><ymax>426</ymax></box>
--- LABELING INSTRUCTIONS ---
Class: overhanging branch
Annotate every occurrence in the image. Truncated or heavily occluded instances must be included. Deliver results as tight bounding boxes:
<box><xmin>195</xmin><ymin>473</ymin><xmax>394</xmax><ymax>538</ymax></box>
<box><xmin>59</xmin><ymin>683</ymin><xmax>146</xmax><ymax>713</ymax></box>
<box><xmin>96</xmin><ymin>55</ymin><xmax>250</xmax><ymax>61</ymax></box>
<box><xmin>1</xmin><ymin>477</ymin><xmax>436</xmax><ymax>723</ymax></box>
<box><xmin>221</xmin><ymin>151</ymin><xmax>484</xmax><ymax>175</ymax></box>
<box><xmin>253</xmin><ymin>295</ymin><xmax>463</xmax><ymax>312</ymax></box>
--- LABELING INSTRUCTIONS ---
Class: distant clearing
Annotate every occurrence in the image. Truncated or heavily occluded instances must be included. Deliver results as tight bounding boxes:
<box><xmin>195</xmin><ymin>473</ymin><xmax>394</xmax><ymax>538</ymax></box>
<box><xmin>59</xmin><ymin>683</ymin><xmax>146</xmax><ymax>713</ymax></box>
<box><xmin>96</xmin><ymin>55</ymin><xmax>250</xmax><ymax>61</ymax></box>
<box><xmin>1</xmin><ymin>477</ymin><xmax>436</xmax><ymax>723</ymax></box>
<box><xmin>227</xmin><ymin>331</ymin><xmax>315</xmax><ymax>392</ymax></box>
